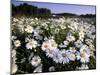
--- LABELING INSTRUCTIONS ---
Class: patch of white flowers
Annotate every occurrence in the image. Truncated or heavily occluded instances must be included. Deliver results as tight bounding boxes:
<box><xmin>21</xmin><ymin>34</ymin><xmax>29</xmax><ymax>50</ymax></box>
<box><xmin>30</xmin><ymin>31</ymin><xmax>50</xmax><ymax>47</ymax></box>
<box><xmin>12</xmin><ymin>16</ymin><xmax>96</xmax><ymax>73</ymax></box>
<box><xmin>11</xmin><ymin>36</ymin><xmax>19</xmax><ymax>74</ymax></box>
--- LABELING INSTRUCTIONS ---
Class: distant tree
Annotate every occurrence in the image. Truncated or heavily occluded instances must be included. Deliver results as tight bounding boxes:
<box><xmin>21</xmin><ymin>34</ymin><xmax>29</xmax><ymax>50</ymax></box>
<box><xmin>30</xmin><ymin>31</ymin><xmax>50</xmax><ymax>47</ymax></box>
<box><xmin>12</xmin><ymin>3</ymin><xmax>51</xmax><ymax>18</ymax></box>
<box><xmin>80</xmin><ymin>14</ymin><xmax>96</xmax><ymax>18</ymax></box>
<box><xmin>38</xmin><ymin>8</ymin><xmax>51</xmax><ymax>17</ymax></box>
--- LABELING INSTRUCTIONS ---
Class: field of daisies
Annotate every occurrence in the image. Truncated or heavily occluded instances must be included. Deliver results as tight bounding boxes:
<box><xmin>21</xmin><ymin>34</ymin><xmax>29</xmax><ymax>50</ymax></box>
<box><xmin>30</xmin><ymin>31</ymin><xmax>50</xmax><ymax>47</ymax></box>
<box><xmin>11</xmin><ymin>16</ymin><xmax>96</xmax><ymax>74</ymax></box>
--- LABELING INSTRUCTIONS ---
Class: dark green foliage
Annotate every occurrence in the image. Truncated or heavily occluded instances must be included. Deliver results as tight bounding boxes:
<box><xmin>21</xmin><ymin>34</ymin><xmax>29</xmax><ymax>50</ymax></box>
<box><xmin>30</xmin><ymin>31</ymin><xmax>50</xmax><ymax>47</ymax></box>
<box><xmin>12</xmin><ymin>3</ymin><xmax>51</xmax><ymax>18</ymax></box>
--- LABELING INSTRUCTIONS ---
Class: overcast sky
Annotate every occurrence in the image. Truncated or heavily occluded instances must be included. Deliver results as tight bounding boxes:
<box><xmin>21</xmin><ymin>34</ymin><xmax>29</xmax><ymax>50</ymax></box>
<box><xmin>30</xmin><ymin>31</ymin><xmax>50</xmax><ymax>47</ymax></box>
<box><xmin>12</xmin><ymin>0</ymin><xmax>96</xmax><ymax>15</ymax></box>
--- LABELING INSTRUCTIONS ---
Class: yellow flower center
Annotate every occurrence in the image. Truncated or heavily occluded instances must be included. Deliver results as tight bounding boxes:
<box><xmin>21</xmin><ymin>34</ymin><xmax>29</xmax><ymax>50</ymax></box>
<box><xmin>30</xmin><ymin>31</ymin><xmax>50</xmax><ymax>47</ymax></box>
<box><xmin>44</xmin><ymin>44</ymin><xmax>48</xmax><ymax>48</ymax></box>
<box><xmin>62</xmin><ymin>53</ymin><xmax>67</xmax><ymax>58</ymax></box>
<box><xmin>80</xmin><ymin>53</ymin><xmax>85</xmax><ymax>58</ymax></box>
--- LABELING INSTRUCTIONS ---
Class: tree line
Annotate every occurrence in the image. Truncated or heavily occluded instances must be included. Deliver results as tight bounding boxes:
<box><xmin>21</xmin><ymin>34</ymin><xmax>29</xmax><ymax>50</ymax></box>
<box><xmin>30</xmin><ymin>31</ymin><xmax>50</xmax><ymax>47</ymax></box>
<box><xmin>12</xmin><ymin>3</ymin><xmax>51</xmax><ymax>18</ymax></box>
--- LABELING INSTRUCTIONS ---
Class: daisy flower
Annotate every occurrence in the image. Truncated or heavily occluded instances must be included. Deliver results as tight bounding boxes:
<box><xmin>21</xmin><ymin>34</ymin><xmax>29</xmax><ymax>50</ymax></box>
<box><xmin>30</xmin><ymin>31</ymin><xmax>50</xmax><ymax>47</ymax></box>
<box><xmin>66</xmin><ymin>35</ymin><xmax>75</xmax><ymax>42</ymax></box>
<box><xmin>74</xmin><ymin>40</ymin><xmax>83</xmax><ymax>48</ymax></box>
<box><xmin>41</xmin><ymin>41</ymin><xmax>50</xmax><ymax>51</ymax></box>
<box><xmin>68</xmin><ymin>52</ymin><xmax>76</xmax><ymax>61</ymax></box>
<box><xmin>76</xmin><ymin>51</ymin><xmax>90</xmax><ymax>63</ymax></box>
<box><xmin>49</xmin><ymin>66</ymin><xmax>55</xmax><ymax>72</ymax></box>
<box><xmin>11</xmin><ymin>36</ymin><xmax>17</xmax><ymax>40</ymax></box>
<box><xmin>11</xmin><ymin>64</ymin><xmax>18</xmax><ymax>74</ymax></box>
<box><xmin>12</xmin><ymin>49</ymin><xmax>16</xmax><ymax>58</ymax></box>
<box><xmin>31</xmin><ymin>56</ymin><xmax>41</xmax><ymax>67</ymax></box>
<box><xmin>46</xmin><ymin>49</ymin><xmax>54</xmax><ymax>58</ymax></box>
<box><xmin>55</xmin><ymin>28</ymin><xmax>60</xmax><ymax>33</ymax></box>
<box><xmin>68</xmin><ymin>47</ymin><xmax>76</xmax><ymax>53</ymax></box>
<box><xmin>46</xmin><ymin>49</ymin><xmax>59</xmax><ymax>58</ymax></box>
<box><xmin>33</xmin><ymin>64</ymin><xmax>42</xmax><ymax>73</ymax></box>
<box><xmin>80</xmin><ymin>45</ymin><xmax>90</xmax><ymax>55</ymax></box>
<box><xmin>59</xmin><ymin>50</ymin><xmax>70</xmax><ymax>64</ymax></box>
<box><xmin>53</xmin><ymin>50</ymin><xmax>61</xmax><ymax>63</ymax></box>
<box><xmin>48</xmin><ymin>39</ymin><xmax>57</xmax><ymax>50</ymax></box>
<box><xmin>60</xmin><ymin>25</ymin><xmax>66</xmax><ymax>29</ymax></box>
<box><xmin>25</xmin><ymin>25</ymin><xmax>33</xmax><ymax>33</ymax></box>
<box><xmin>63</xmin><ymin>40</ymin><xmax>69</xmax><ymax>46</ymax></box>
<box><xmin>14</xmin><ymin>40</ymin><xmax>21</xmax><ymax>47</ymax></box>
<box><xmin>79</xmin><ymin>31</ymin><xmax>84</xmax><ymax>41</ymax></box>
<box><xmin>26</xmin><ymin>39</ymin><xmax>38</xmax><ymax>49</ymax></box>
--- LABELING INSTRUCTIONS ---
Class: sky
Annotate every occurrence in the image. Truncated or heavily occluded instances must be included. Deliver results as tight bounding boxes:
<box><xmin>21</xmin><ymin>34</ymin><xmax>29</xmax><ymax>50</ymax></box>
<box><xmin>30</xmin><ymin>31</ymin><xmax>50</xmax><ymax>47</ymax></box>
<box><xmin>11</xmin><ymin>0</ymin><xmax>96</xmax><ymax>15</ymax></box>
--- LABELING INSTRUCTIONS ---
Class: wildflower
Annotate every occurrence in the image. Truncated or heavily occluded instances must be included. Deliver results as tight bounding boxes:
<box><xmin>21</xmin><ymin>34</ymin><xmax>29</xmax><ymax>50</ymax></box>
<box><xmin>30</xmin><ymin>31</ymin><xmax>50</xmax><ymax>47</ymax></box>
<box><xmin>63</xmin><ymin>40</ymin><xmax>69</xmax><ymax>45</ymax></box>
<box><xmin>49</xmin><ymin>39</ymin><xmax>57</xmax><ymax>50</ymax></box>
<box><xmin>75</xmin><ymin>40</ymin><xmax>83</xmax><ymax>48</ymax></box>
<box><xmin>59</xmin><ymin>50</ymin><xmax>70</xmax><ymax>64</ymax></box>
<box><xmin>79</xmin><ymin>31</ymin><xmax>84</xmax><ymax>41</ymax></box>
<box><xmin>14</xmin><ymin>40</ymin><xmax>21</xmax><ymax>47</ymax></box>
<box><xmin>11</xmin><ymin>36</ymin><xmax>17</xmax><ymax>40</ymax></box>
<box><xmin>46</xmin><ymin>49</ymin><xmax>54</xmax><ymax>58</ymax></box>
<box><xmin>25</xmin><ymin>25</ymin><xmax>33</xmax><ymax>33</ymax></box>
<box><xmin>53</xmin><ymin>50</ymin><xmax>61</xmax><ymax>63</ymax></box>
<box><xmin>66</xmin><ymin>35</ymin><xmax>75</xmax><ymax>42</ymax></box>
<box><xmin>33</xmin><ymin>64</ymin><xmax>42</xmax><ymax>73</ymax></box>
<box><xmin>60</xmin><ymin>25</ymin><xmax>66</xmax><ymax>29</ymax></box>
<box><xmin>41</xmin><ymin>41</ymin><xmax>50</xmax><ymax>51</ymax></box>
<box><xmin>69</xmin><ymin>53</ymin><xmax>76</xmax><ymax>61</ymax></box>
<box><xmin>11</xmin><ymin>64</ymin><xmax>18</xmax><ymax>74</ymax></box>
<box><xmin>49</xmin><ymin>66</ymin><xmax>55</xmax><ymax>71</ymax></box>
<box><xmin>12</xmin><ymin>50</ymin><xmax>16</xmax><ymax>57</ymax></box>
<box><xmin>76</xmin><ymin>51</ymin><xmax>90</xmax><ymax>63</ymax></box>
<box><xmin>31</xmin><ymin>56</ymin><xmax>41</xmax><ymax>67</ymax></box>
<box><xmin>26</xmin><ymin>39</ymin><xmax>38</xmax><ymax>49</ymax></box>
<box><xmin>55</xmin><ymin>28</ymin><xmax>60</xmax><ymax>33</ymax></box>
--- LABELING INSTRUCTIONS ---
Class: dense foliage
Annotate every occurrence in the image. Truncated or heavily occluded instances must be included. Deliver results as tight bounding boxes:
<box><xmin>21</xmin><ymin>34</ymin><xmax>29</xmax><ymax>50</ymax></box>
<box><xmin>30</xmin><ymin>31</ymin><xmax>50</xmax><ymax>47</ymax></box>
<box><xmin>12</xmin><ymin>3</ymin><xmax>51</xmax><ymax>17</ymax></box>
